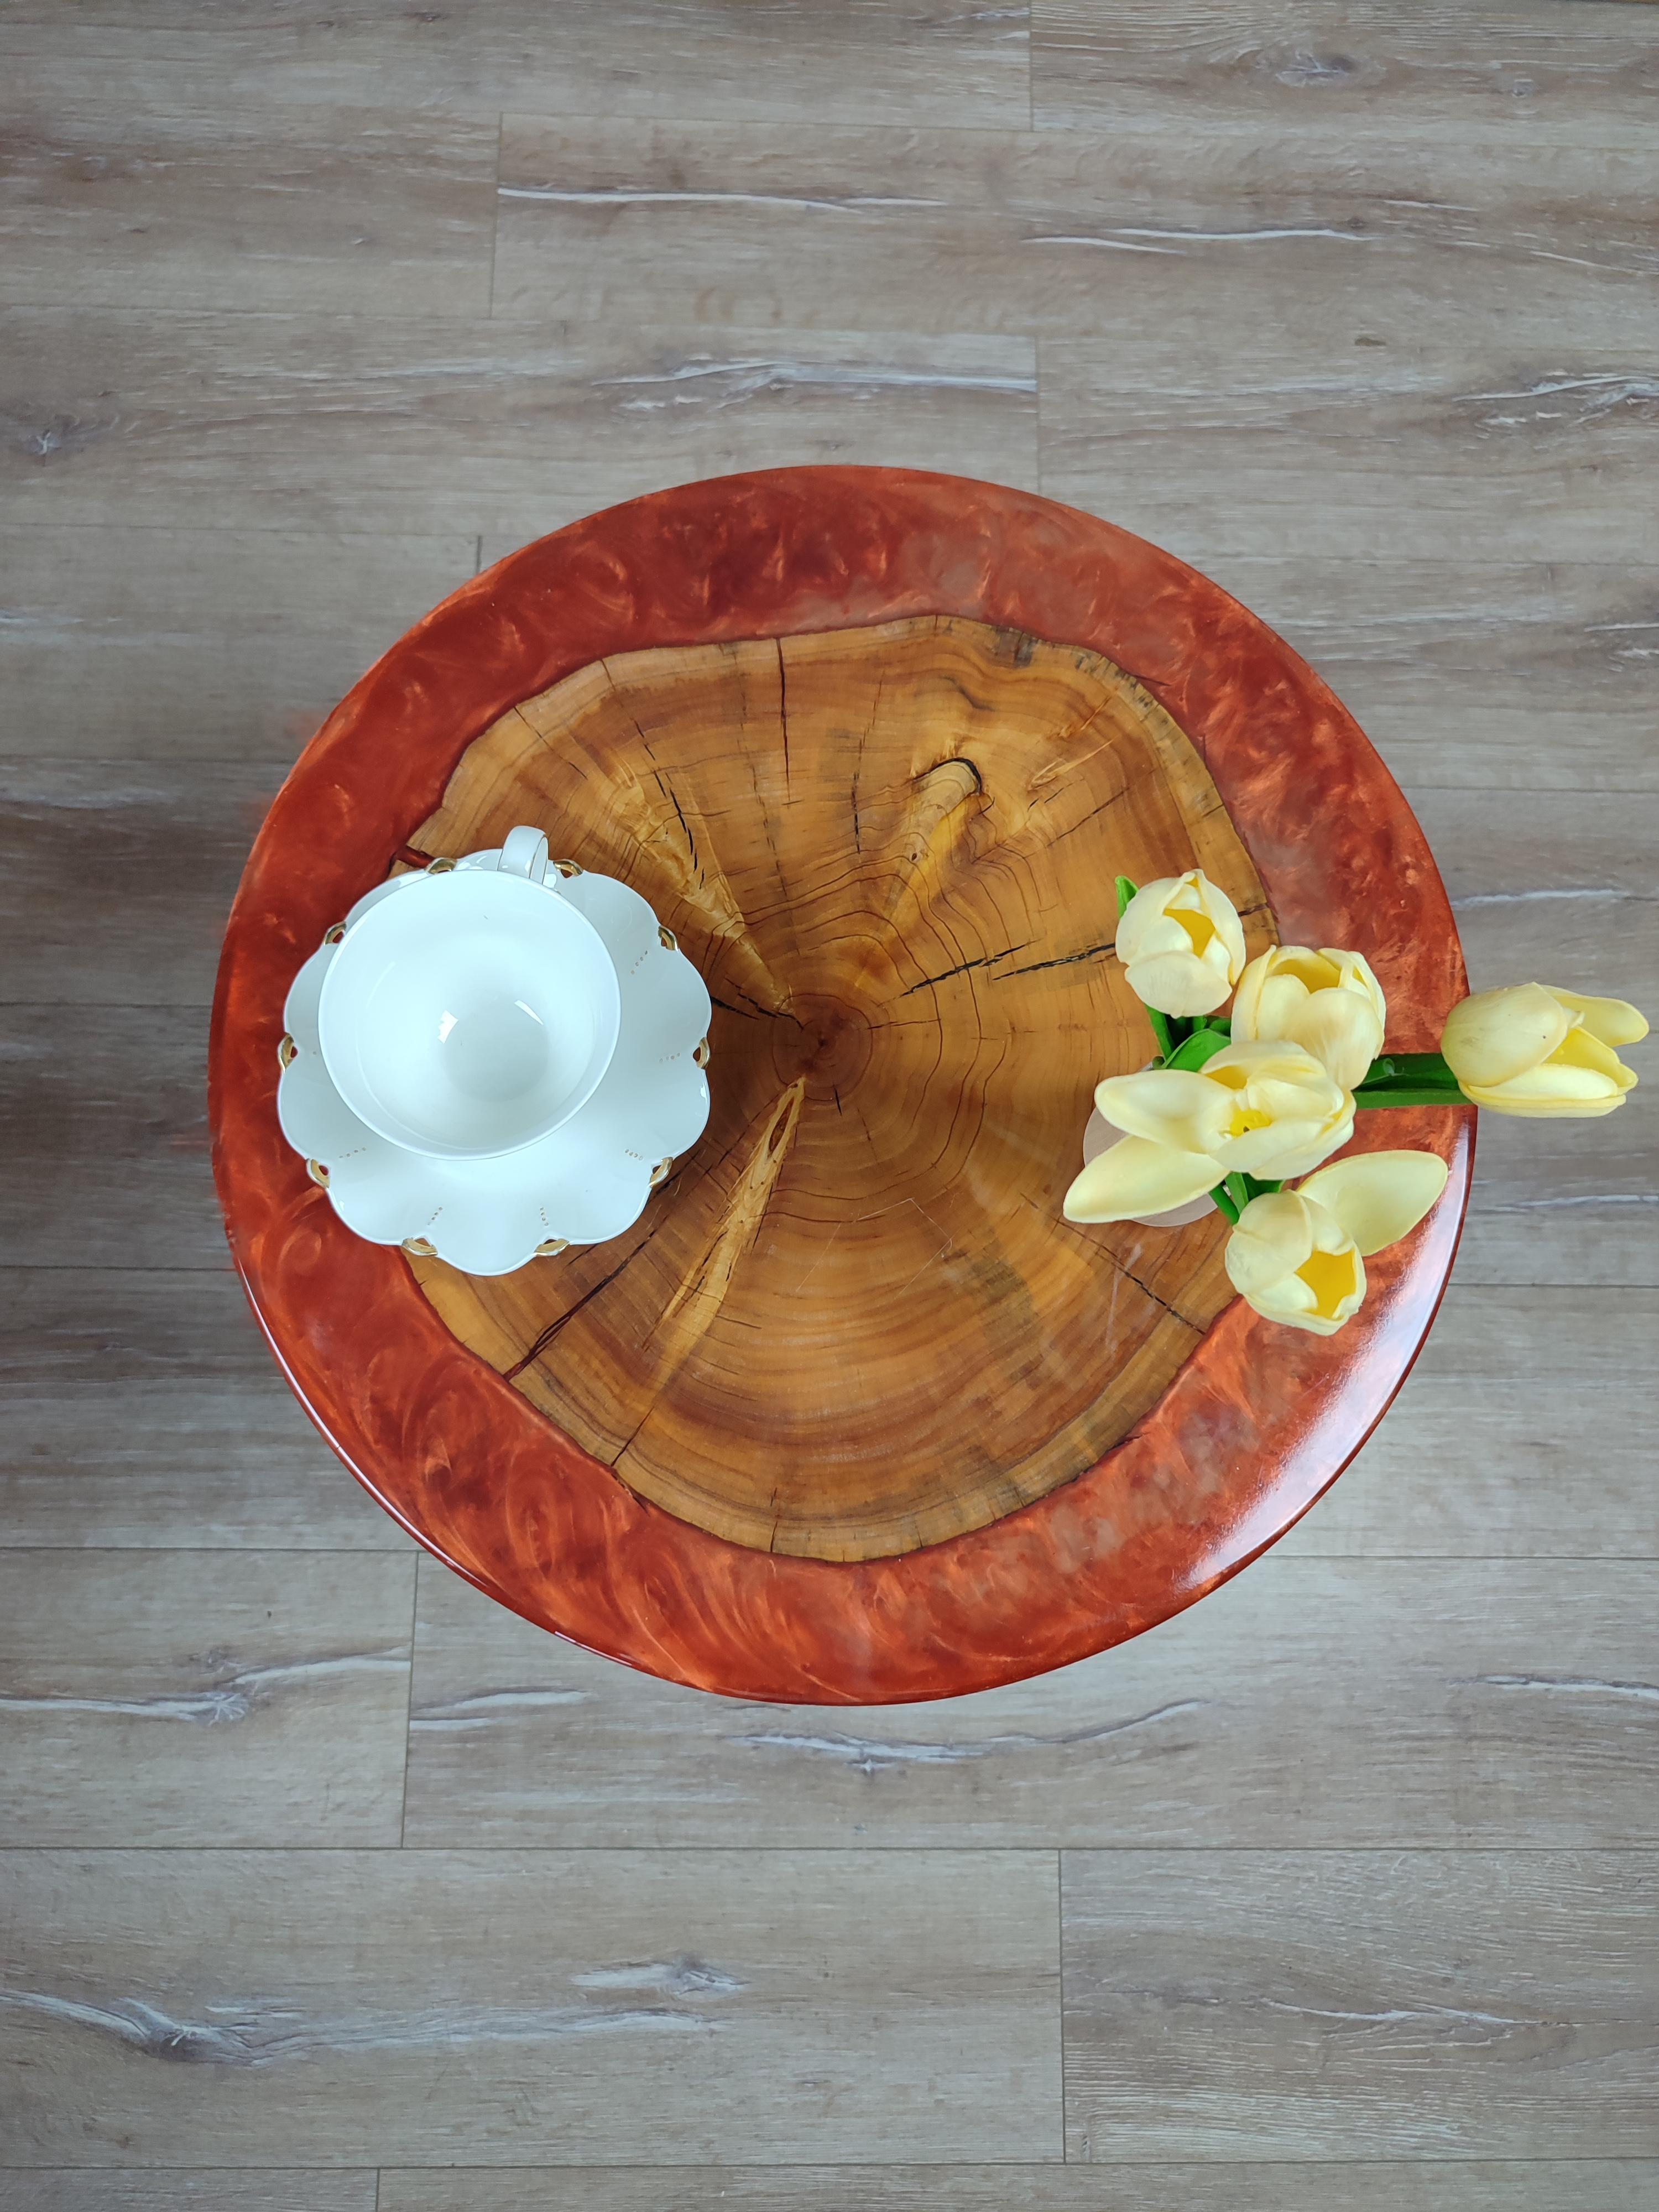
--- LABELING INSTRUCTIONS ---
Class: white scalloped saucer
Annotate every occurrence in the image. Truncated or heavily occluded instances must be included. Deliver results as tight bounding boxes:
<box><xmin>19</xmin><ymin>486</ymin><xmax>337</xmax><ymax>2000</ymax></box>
<box><xmin>276</xmin><ymin>851</ymin><xmax>711</xmax><ymax>1276</ymax></box>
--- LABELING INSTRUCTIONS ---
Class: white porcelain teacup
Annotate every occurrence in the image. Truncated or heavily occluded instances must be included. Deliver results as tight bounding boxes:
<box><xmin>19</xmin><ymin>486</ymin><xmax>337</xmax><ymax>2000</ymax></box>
<box><xmin>316</xmin><ymin>826</ymin><xmax>622</xmax><ymax>1160</ymax></box>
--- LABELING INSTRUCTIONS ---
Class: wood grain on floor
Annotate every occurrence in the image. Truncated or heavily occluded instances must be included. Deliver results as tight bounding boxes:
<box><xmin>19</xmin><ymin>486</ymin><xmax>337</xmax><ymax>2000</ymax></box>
<box><xmin>1</xmin><ymin>0</ymin><xmax>1654</xmax><ymax>2190</ymax></box>
<box><xmin>0</xmin><ymin>1850</ymin><xmax>1061</xmax><ymax>2166</ymax></box>
<box><xmin>0</xmin><ymin>529</ymin><xmax>479</xmax><ymax>759</ymax></box>
<box><xmin>0</xmin><ymin>103</ymin><xmax>498</xmax><ymax>316</ymax></box>
<box><xmin>0</xmin><ymin>1551</ymin><xmax>414</xmax><ymax>1845</ymax></box>
<box><xmin>1061</xmin><ymin>1850</ymin><xmax>1659</xmax><ymax>2159</ymax></box>
<box><xmin>1</xmin><ymin>4</ymin><xmax>1033</xmax><ymax>131</ymax></box>
<box><xmin>374</xmin><ymin>2165</ymin><xmax>1659</xmax><ymax>2212</ymax></box>
<box><xmin>491</xmin><ymin>117</ymin><xmax>1657</xmax><ymax>333</ymax></box>
<box><xmin>1</xmin><ymin>315</ymin><xmax>1040</xmax><ymax>546</ymax></box>
<box><xmin>1030</xmin><ymin>2</ymin><xmax>1659</xmax><ymax>140</ymax></box>
<box><xmin>0</xmin><ymin>2180</ymin><xmax>379</xmax><ymax>2212</ymax></box>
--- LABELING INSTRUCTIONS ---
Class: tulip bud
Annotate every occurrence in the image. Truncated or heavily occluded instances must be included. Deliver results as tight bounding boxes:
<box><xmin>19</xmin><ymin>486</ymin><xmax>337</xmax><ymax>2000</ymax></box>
<box><xmin>1223</xmin><ymin>1148</ymin><xmax>1449</xmax><ymax>1335</ymax></box>
<box><xmin>1114</xmin><ymin>868</ymin><xmax>1247</xmax><ymax>1018</ymax></box>
<box><xmin>1441</xmin><ymin>984</ymin><xmax>1647</xmax><ymax>1118</ymax></box>
<box><xmin>1232</xmin><ymin>945</ymin><xmax>1386</xmax><ymax>1092</ymax></box>
<box><xmin>1224</xmin><ymin>1189</ymin><xmax>1365</xmax><ymax>1335</ymax></box>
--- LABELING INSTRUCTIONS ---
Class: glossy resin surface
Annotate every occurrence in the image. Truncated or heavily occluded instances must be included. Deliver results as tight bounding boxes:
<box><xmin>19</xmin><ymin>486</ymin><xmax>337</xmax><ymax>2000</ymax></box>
<box><xmin>210</xmin><ymin>467</ymin><xmax>1470</xmax><ymax>1703</ymax></box>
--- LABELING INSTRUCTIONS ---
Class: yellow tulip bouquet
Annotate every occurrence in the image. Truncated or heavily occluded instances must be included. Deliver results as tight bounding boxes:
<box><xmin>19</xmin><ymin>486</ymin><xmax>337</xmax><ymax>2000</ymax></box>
<box><xmin>1064</xmin><ymin>869</ymin><xmax>1648</xmax><ymax>1337</ymax></box>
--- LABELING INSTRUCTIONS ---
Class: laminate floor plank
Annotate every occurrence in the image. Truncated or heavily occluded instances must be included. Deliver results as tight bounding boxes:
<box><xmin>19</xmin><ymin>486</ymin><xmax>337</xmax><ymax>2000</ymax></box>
<box><xmin>0</xmin><ymin>529</ymin><xmax>477</xmax><ymax>760</ymax></box>
<box><xmin>1</xmin><ymin>312</ymin><xmax>1039</xmax><ymax>545</ymax></box>
<box><xmin>1455</xmin><ymin>1112</ymin><xmax>1658</xmax><ymax>1289</ymax></box>
<box><xmin>493</xmin><ymin>117</ymin><xmax>1657</xmax><ymax>335</ymax></box>
<box><xmin>402</xmin><ymin>1556</ymin><xmax>1659</xmax><ymax>1850</ymax></box>
<box><xmin>0</xmin><ymin>2181</ymin><xmax>377</xmax><ymax>2212</ymax></box>
<box><xmin>1407</xmin><ymin>787</ymin><xmax>1657</xmax><ymax>999</ymax></box>
<box><xmin>0</xmin><ymin>101</ymin><xmax>497</xmax><ymax>316</ymax></box>
<box><xmin>1040</xmin><ymin>345</ymin><xmax>1659</xmax><ymax>566</ymax></box>
<box><xmin>0</xmin><ymin>1551</ymin><xmax>413</xmax><ymax>1846</ymax></box>
<box><xmin>375</xmin><ymin>2163</ymin><xmax>1659</xmax><ymax>2212</ymax></box>
<box><xmin>0</xmin><ymin>1850</ymin><xmax>1061</xmax><ymax>2166</ymax></box>
<box><xmin>0</xmin><ymin>1269</ymin><xmax>405</xmax><ymax>1551</ymax></box>
<box><xmin>0</xmin><ymin>1006</ymin><xmax>216</xmax><ymax>1269</ymax></box>
<box><xmin>0</xmin><ymin>761</ymin><xmax>283</xmax><ymax>1004</ymax></box>
<box><xmin>1031</xmin><ymin>0</ymin><xmax>1659</xmax><ymax>142</ymax></box>
<box><xmin>0</xmin><ymin>4</ymin><xmax>1033</xmax><ymax>131</ymax></box>
<box><xmin>1061</xmin><ymin>1850</ymin><xmax>1659</xmax><ymax>2159</ymax></box>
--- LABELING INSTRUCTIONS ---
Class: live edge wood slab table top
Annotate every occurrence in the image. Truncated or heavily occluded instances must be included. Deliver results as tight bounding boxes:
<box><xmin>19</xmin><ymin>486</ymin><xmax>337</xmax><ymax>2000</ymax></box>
<box><xmin>210</xmin><ymin>466</ymin><xmax>1471</xmax><ymax>1705</ymax></box>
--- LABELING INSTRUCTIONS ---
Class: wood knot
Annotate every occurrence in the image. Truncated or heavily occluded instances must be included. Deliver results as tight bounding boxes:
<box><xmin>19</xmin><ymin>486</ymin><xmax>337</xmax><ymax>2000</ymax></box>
<box><xmin>769</xmin><ymin>994</ymin><xmax>872</xmax><ymax>1100</ymax></box>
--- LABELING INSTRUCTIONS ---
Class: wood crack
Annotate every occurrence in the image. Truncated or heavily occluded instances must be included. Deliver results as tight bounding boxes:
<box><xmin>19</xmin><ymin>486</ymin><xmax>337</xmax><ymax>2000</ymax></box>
<box><xmin>899</xmin><ymin>942</ymin><xmax>1032</xmax><ymax>996</ymax></box>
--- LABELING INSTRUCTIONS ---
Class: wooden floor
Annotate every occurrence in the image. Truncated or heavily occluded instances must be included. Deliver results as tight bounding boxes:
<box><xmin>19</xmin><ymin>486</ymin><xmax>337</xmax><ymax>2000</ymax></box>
<box><xmin>2</xmin><ymin>3</ymin><xmax>1657</xmax><ymax>2203</ymax></box>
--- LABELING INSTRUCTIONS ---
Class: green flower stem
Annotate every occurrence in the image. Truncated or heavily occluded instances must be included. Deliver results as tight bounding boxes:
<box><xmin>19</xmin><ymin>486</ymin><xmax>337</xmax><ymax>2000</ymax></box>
<box><xmin>1353</xmin><ymin>1045</ymin><xmax>1465</xmax><ymax>1110</ymax></box>
<box><xmin>1353</xmin><ymin>1085</ymin><xmax>1469</xmax><ymax>1108</ymax></box>
<box><xmin>1225</xmin><ymin>1172</ymin><xmax>1251</xmax><ymax>1216</ymax></box>
<box><xmin>1210</xmin><ymin>1182</ymin><xmax>1241</xmax><ymax>1225</ymax></box>
<box><xmin>1364</xmin><ymin>1050</ymin><xmax>1457</xmax><ymax>1082</ymax></box>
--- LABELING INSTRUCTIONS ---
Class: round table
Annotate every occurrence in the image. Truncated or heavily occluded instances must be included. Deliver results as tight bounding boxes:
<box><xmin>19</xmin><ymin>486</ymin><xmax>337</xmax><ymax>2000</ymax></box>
<box><xmin>210</xmin><ymin>467</ymin><xmax>1472</xmax><ymax>1704</ymax></box>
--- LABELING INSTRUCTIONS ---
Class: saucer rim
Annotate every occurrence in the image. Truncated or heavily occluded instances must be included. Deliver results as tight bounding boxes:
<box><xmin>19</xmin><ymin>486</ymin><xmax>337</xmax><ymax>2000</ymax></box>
<box><xmin>278</xmin><ymin>859</ymin><xmax>711</xmax><ymax>1274</ymax></box>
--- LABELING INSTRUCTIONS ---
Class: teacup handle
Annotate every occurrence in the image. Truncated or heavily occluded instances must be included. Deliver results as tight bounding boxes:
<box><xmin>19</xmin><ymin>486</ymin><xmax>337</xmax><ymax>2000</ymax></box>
<box><xmin>498</xmin><ymin>825</ymin><xmax>550</xmax><ymax>886</ymax></box>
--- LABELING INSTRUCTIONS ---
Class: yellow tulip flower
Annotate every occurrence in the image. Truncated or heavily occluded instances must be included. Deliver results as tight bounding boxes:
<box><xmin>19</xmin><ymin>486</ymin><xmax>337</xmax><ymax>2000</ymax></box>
<box><xmin>1441</xmin><ymin>983</ymin><xmax>1647</xmax><ymax>1118</ymax></box>
<box><xmin>1224</xmin><ymin>1148</ymin><xmax>1451</xmax><ymax>1335</ymax></box>
<box><xmin>1063</xmin><ymin>1040</ymin><xmax>1354</xmax><ymax>1223</ymax></box>
<box><xmin>1231</xmin><ymin>945</ymin><xmax>1386</xmax><ymax>1092</ymax></box>
<box><xmin>1115</xmin><ymin>868</ymin><xmax>1247</xmax><ymax>1018</ymax></box>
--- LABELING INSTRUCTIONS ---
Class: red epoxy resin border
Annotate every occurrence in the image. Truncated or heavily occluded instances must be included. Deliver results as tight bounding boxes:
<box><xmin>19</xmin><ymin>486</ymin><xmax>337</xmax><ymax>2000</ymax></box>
<box><xmin>210</xmin><ymin>468</ymin><xmax>1471</xmax><ymax>1703</ymax></box>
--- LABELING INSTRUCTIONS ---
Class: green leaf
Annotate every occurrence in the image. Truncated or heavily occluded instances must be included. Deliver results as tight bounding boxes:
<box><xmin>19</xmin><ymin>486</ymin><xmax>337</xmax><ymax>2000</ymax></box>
<box><xmin>1163</xmin><ymin>1026</ymin><xmax>1233</xmax><ymax>1073</ymax></box>
<box><xmin>1114</xmin><ymin>875</ymin><xmax>1139</xmax><ymax>919</ymax></box>
<box><xmin>1210</xmin><ymin>1181</ymin><xmax>1241</xmax><ymax>1225</ymax></box>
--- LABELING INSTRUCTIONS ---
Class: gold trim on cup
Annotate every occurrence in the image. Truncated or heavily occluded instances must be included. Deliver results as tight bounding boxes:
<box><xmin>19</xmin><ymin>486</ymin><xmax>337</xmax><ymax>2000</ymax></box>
<box><xmin>278</xmin><ymin>1034</ymin><xmax>298</xmax><ymax>1070</ymax></box>
<box><xmin>658</xmin><ymin>925</ymin><xmax>678</xmax><ymax>951</ymax></box>
<box><xmin>534</xmin><ymin>1237</ymin><xmax>570</xmax><ymax>1258</ymax></box>
<box><xmin>426</xmin><ymin>857</ymin><xmax>456</xmax><ymax>874</ymax></box>
<box><xmin>305</xmin><ymin>1158</ymin><xmax>331</xmax><ymax>1188</ymax></box>
<box><xmin>401</xmin><ymin>1235</ymin><xmax>438</xmax><ymax>1259</ymax></box>
<box><xmin>552</xmin><ymin>858</ymin><xmax>582</xmax><ymax>879</ymax></box>
<box><xmin>322</xmin><ymin>924</ymin><xmax>346</xmax><ymax>946</ymax></box>
<box><xmin>693</xmin><ymin>1036</ymin><xmax>711</xmax><ymax>1068</ymax></box>
<box><xmin>649</xmin><ymin>1156</ymin><xmax>675</xmax><ymax>1189</ymax></box>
